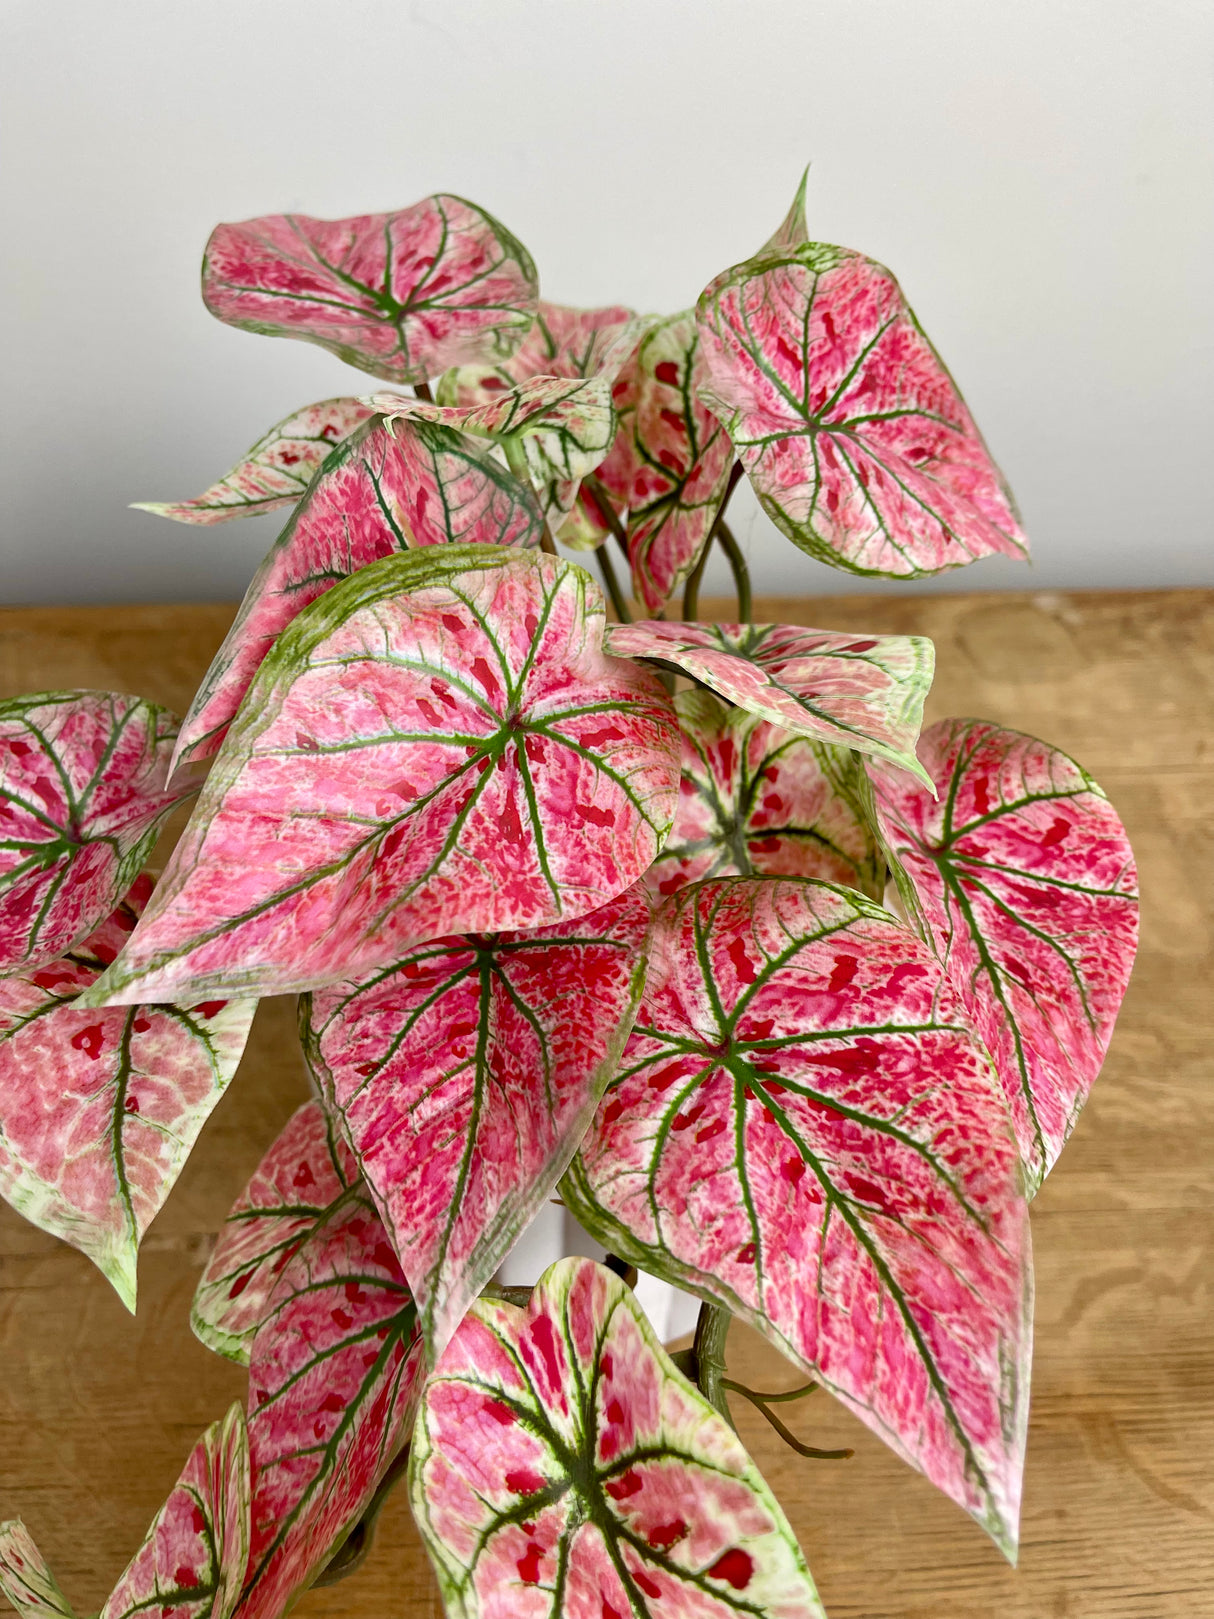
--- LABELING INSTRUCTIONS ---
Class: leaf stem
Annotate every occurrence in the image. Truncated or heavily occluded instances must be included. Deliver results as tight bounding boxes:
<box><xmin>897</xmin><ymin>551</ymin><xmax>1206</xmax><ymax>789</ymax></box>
<box><xmin>502</xmin><ymin>436</ymin><xmax>558</xmax><ymax>553</ymax></box>
<box><xmin>582</xmin><ymin>473</ymin><xmax>631</xmax><ymax>561</ymax></box>
<box><xmin>715</xmin><ymin>520</ymin><xmax>752</xmax><ymax>624</ymax></box>
<box><xmin>692</xmin><ymin>1303</ymin><xmax>734</xmax><ymax>1425</ymax></box>
<box><xmin>681</xmin><ymin>461</ymin><xmax>745</xmax><ymax>624</ymax></box>
<box><xmin>595</xmin><ymin>543</ymin><xmax>633</xmax><ymax>624</ymax></box>
<box><xmin>720</xmin><ymin>1378</ymin><xmax>853</xmax><ymax>1460</ymax></box>
<box><xmin>413</xmin><ymin>380</ymin><xmax>434</xmax><ymax>402</ymax></box>
<box><xmin>312</xmin><ymin>1443</ymin><xmax>412</xmax><ymax>1587</ymax></box>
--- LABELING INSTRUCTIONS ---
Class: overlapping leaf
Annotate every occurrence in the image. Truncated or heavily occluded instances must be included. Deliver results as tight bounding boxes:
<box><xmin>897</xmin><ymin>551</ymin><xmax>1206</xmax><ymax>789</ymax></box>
<box><xmin>0</xmin><ymin>691</ymin><xmax>192</xmax><ymax>973</ymax></box>
<box><xmin>303</xmin><ymin>883</ymin><xmax>652</xmax><ymax>1360</ymax></box>
<box><xmin>191</xmin><ymin>1099</ymin><xmax>358</xmax><ymax>1364</ymax></box>
<box><xmin>563</xmin><ymin>877</ymin><xmax>1031</xmax><ymax>1552</ymax></box>
<box><xmin>132</xmin><ymin>398</ymin><xmax>375</xmax><ymax>525</ymax></box>
<box><xmin>411</xmin><ymin>1255</ymin><xmax>827</xmax><ymax>1619</ymax></box>
<box><xmin>648</xmin><ymin>692</ymin><xmax>883</xmax><ymax>901</ymax></box>
<box><xmin>605</xmin><ymin>618</ymin><xmax>934</xmax><ymax>782</ymax></box>
<box><xmin>0</xmin><ymin>880</ymin><xmax>255</xmax><ymax>1309</ymax></box>
<box><xmin>241</xmin><ymin>1186</ymin><xmax>424</xmax><ymax>1619</ymax></box>
<box><xmin>202</xmin><ymin>195</ymin><xmax>538</xmax><ymax>383</ymax></box>
<box><xmin>869</xmin><ymin>718</ymin><xmax>1138</xmax><ymax>1190</ymax></box>
<box><xmin>0</xmin><ymin>1523</ymin><xmax>76</xmax><ymax>1619</ymax></box>
<box><xmin>695</xmin><ymin>193</ymin><xmax>1028</xmax><ymax>576</ymax></box>
<box><xmin>83</xmin><ymin>548</ymin><xmax>680</xmax><ymax>1007</ymax></box>
<box><xmin>171</xmin><ymin>416</ymin><xmax>544</xmax><ymax>768</ymax></box>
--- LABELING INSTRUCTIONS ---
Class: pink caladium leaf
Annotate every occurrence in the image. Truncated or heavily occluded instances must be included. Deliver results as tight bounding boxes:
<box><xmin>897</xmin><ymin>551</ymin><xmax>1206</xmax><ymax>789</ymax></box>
<box><xmin>0</xmin><ymin>691</ymin><xmax>193</xmax><ymax>974</ymax></box>
<box><xmin>302</xmin><ymin>883</ymin><xmax>652</xmax><ymax>1361</ymax></box>
<box><xmin>869</xmin><ymin>718</ymin><xmax>1139</xmax><ymax>1191</ymax></box>
<box><xmin>562</xmin><ymin>877</ymin><xmax>1032</xmax><ymax>1554</ymax></box>
<box><xmin>647</xmin><ymin>691</ymin><xmax>884</xmax><ymax>902</ymax></box>
<box><xmin>694</xmin><ymin>190</ymin><xmax>1028</xmax><ymax>577</ymax></box>
<box><xmin>171</xmin><ymin>416</ymin><xmax>543</xmax><ymax>769</ymax></box>
<box><xmin>82</xmin><ymin>548</ymin><xmax>680</xmax><ymax>1007</ymax></box>
<box><xmin>191</xmin><ymin>1099</ymin><xmax>358</xmax><ymax>1364</ymax></box>
<box><xmin>605</xmin><ymin>618</ymin><xmax>935</xmax><ymax>784</ymax></box>
<box><xmin>410</xmin><ymin>1255</ymin><xmax>827</xmax><ymax>1619</ymax></box>
<box><xmin>241</xmin><ymin>1186</ymin><xmax>424</xmax><ymax>1619</ymax></box>
<box><xmin>132</xmin><ymin>398</ymin><xmax>376</xmax><ymax>526</ymax></box>
<box><xmin>100</xmin><ymin>1403</ymin><xmax>250</xmax><ymax>1619</ymax></box>
<box><xmin>202</xmin><ymin>195</ymin><xmax>539</xmax><ymax>385</ymax></box>
<box><xmin>0</xmin><ymin>1523</ymin><xmax>77</xmax><ymax>1619</ymax></box>
<box><xmin>0</xmin><ymin>880</ymin><xmax>256</xmax><ymax>1309</ymax></box>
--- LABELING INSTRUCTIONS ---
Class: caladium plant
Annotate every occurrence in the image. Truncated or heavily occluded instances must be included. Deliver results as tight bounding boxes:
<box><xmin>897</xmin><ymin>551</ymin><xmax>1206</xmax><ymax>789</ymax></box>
<box><xmin>1</xmin><ymin>180</ymin><xmax>1138</xmax><ymax>1619</ymax></box>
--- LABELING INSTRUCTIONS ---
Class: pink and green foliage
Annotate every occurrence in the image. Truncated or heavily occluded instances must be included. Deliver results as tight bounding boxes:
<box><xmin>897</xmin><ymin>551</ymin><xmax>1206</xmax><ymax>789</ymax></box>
<box><xmin>83</xmin><ymin>548</ymin><xmax>679</xmax><ymax>1007</ymax></box>
<box><xmin>695</xmin><ymin>187</ymin><xmax>1027</xmax><ymax>577</ymax></box>
<box><xmin>410</xmin><ymin>1256</ymin><xmax>827</xmax><ymax>1619</ymax></box>
<box><xmin>0</xmin><ymin>878</ymin><xmax>255</xmax><ymax>1309</ymax></box>
<box><xmin>0</xmin><ymin>1523</ymin><xmax>76</xmax><ymax>1619</ymax></box>
<box><xmin>170</xmin><ymin>416</ymin><xmax>544</xmax><ymax>768</ymax></box>
<box><xmin>191</xmin><ymin>1100</ymin><xmax>358</xmax><ymax>1364</ymax></box>
<box><xmin>562</xmin><ymin>878</ymin><xmax>1031</xmax><ymax>1552</ymax></box>
<box><xmin>202</xmin><ymin>196</ymin><xmax>538</xmax><ymax>384</ymax></box>
<box><xmin>869</xmin><ymin>719</ymin><xmax>1139</xmax><ymax>1191</ymax></box>
<box><xmin>0</xmin><ymin>691</ymin><xmax>193</xmax><ymax>973</ymax></box>
<box><xmin>605</xmin><ymin>619</ymin><xmax>934</xmax><ymax>782</ymax></box>
<box><xmin>240</xmin><ymin>1186</ymin><xmax>424</xmax><ymax>1619</ymax></box>
<box><xmin>302</xmin><ymin>883</ymin><xmax>652</xmax><ymax>1361</ymax></box>
<box><xmin>132</xmin><ymin>399</ymin><xmax>375</xmax><ymax>526</ymax></box>
<box><xmin>647</xmin><ymin>692</ymin><xmax>884</xmax><ymax>901</ymax></box>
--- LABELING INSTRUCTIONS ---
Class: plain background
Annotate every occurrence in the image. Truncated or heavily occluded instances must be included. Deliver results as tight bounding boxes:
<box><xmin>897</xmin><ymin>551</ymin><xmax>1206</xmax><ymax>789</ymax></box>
<box><xmin>2</xmin><ymin>0</ymin><xmax>1211</xmax><ymax>606</ymax></box>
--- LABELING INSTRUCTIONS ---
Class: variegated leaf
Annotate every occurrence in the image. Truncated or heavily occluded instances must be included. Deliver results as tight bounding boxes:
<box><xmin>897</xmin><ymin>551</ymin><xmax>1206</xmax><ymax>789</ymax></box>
<box><xmin>0</xmin><ymin>691</ymin><xmax>192</xmax><ymax>974</ymax></box>
<box><xmin>647</xmin><ymin>691</ymin><xmax>883</xmax><ymax>902</ymax></box>
<box><xmin>563</xmin><ymin>877</ymin><xmax>1031</xmax><ymax>1554</ymax></box>
<box><xmin>302</xmin><ymin>883</ymin><xmax>652</xmax><ymax>1361</ymax></box>
<box><xmin>132</xmin><ymin>398</ymin><xmax>375</xmax><ymax>525</ymax></box>
<box><xmin>0</xmin><ymin>880</ymin><xmax>255</xmax><ymax>1310</ymax></box>
<box><xmin>695</xmin><ymin>201</ymin><xmax>1028</xmax><ymax>576</ymax></box>
<box><xmin>605</xmin><ymin>619</ymin><xmax>934</xmax><ymax>783</ymax></box>
<box><xmin>438</xmin><ymin>300</ymin><xmax>641</xmax><ymax>405</ymax></box>
<box><xmin>0</xmin><ymin>1523</ymin><xmax>76</xmax><ymax>1619</ymax></box>
<box><xmin>82</xmin><ymin>548</ymin><xmax>680</xmax><ymax>1007</ymax></box>
<box><xmin>100</xmin><ymin>1403</ymin><xmax>249</xmax><ymax>1619</ymax></box>
<box><xmin>202</xmin><ymin>195</ymin><xmax>538</xmax><ymax>384</ymax></box>
<box><xmin>171</xmin><ymin>416</ymin><xmax>543</xmax><ymax>769</ymax></box>
<box><xmin>869</xmin><ymin>718</ymin><xmax>1139</xmax><ymax>1191</ymax></box>
<box><xmin>191</xmin><ymin>1099</ymin><xmax>358</xmax><ymax>1364</ymax></box>
<box><xmin>241</xmin><ymin>1186</ymin><xmax>424</xmax><ymax>1619</ymax></box>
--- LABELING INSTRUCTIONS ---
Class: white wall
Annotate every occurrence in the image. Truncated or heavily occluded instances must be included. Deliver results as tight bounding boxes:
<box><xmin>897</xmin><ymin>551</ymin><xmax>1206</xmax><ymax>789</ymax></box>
<box><xmin>2</xmin><ymin>0</ymin><xmax>1210</xmax><ymax>607</ymax></box>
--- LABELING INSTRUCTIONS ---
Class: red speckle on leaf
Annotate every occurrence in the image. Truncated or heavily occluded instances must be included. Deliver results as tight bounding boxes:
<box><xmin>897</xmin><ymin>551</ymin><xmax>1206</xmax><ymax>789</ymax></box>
<box><xmin>654</xmin><ymin>361</ymin><xmax>680</xmax><ymax>387</ymax></box>
<box><xmin>190</xmin><ymin>1503</ymin><xmax>207</xmax><ymax>1535</ymax></box>
<box><xmin>971</xmin><ymin>776</ymin><xmax>993</xmax><ymax>815</ymax></box>
<box><xmin>695</xmin><ymin>1118</ymin><xmax>726</xmax><ymax>1144</ymax></box>
<box><xmin>844</xmin><ymin>1173</ymin><xmax>890</xmax><ymax>1211</ymax></box>
<box><xmin>320</xmin><ymin>1391</ymin><xmax>345</xmax><ymax>1414</ymax></box>
<box><xmin>123</xmin><ymin>1095</ymin><xmax>139</xmax><ymax>1114</ymax></box>
<box><xmin>672</xmin><ymin>1105</ymin><xmax>705</xmax><ymax>1132</ymax></box>
<box><xmin>70</xmin><ymin>1024</ymin><xmax>106</xmax><ymax>1060</ymax></box>
<box><xmin>603</xmin><ymin>1600</ymin><xmax>625</xmax><ymax>1619</ymax></box>
<box><xmin>372</xmin><ymin>1241</ymin><xmax>398</xmax><ymax>1273</ymax></box>
<box><xmin>602</xmin><ymin>1098</ymin><xmax>626</xmax><ymax>1126</ymax></box>
<box><xmin>1040</xmin><ymin>817</ymin><xmax>1072</xmax><ymax>849</ymax></box>
<box><xmin>633</xmin><ymin>1569</ymin><xmax>661</xmax><ymax>1599</ymax></box>
<box><xmin>647</xmin><ymin>1519</ymin><xmax>687</xmax><ymax>1551</ymax></box>
<box><xmin>344</xmin><ymin>1280</ymin><xmax>368</xmax><ymax>1305</ymax></box>
<box><xmin>227</xmin><ymin>1271</ymin><xmax>253</xmax><ymax>1300</ymax></box>
<box><xmin>708</xmin><ymin>1549</ymin><xmax>754</xmax><ymax>1589</ymax></box>
<box><xmin>196</xmin><ymin>1001</ymin><xmax>226</xmax><ymax>1019</ymax></box>
<box><xmin>516</xmin><ymin>1544</ymin><xmax>543</xmax><ymax>1584</ymax></box>
<box><xmin>505</xmin><ymin>1467</ymin><xmax>546</xmax><ymax>1495</ymax></box>
<box><xmin>331</xmin><ymin>1308</ymin><xmax>354</xmax><ymax>1331</ymax></box>
<box><xmin>736</xmin><ymin>1243</ymin><xmax>757</xmax><ymax>1264</ymax></box>
<box><xmin>293</xmin><ymin>1161</ymin><xmax>316</xmax><ymax>1189</ymax></box>
<box><xmin>470</xmin><ymin>656</ymin><xmax>500</xmax><ymax>699</ymax></box>
<box><xmin>294</xmin><ymin>732</ymin><xmax>319</xmax><ymax>753</ymax></box>
<box><xmin>659</xmin><ymin>407</ymin><xmax>687</xmax><ymax>436</ymax></box>
<box><xmin>32</xmin><ymin>968</ymin><xmax>75</xmax><ymax>991</ymax></box>
<box><xmin>605</xmin><ymin>1398</ymin><xmax>625</xmax><ymax>1425</ymax></box>
<box><xmin>600</xmin><ymin>1352</ymin><xmax>613</xmax><ymax>1378</ymax></box>
<box><xmin>441</xmin><ymin>615</ymin><xmax>464</xmax><ymax>633</ymax></box>
<box><xmin>727</xmin><ymin>936</ymin><xmax>757</xmax><ymax>984</ymax></box>
<box><xmin>605</xmin><ymin>1468</ymin><xmax>642</xmax><ymax>1501</ymax></box>
<box><xmin>132</xmin><ymin>1015</ymin><xmax>151</xmax><ymax>1033</ymax></box>
<box><xmin>530</xmin><ymin>1315</ymin><xmax>563</xmax><ymax>1389</ymax></box>
<box><xmin>783</xmin><ymin>1158</ymin><xmax>806</xmax><ymax>1186</ymax></box>
<box><xmin>885</xmin><ymin>964</ymin><xmax>927</xmax><ymax>995</ymax></box>
<box><xmin>7</xmin><ymin>739</ymin><xmax>30</xmax><ymax>758</ymax></box>
<box><xmin>657</xmin><ymin>449</ymin><xmax>684</xmax><ymax>475</ymax></box>
<box><xmin>485</xmin><ymin>1398</ymin><xmax>516</xmax><ymax>1425</ymax></box>
<box><xmin>828</xmin><ymin>954</ymin><xmax>858</xmax><ymax>993</ymax></box>
<box><xmin>577</xmin><ymin>801</ymin><xmax>615</xmax><ymax>829</ymax></box>
<box><xmin>173</xmin><ymin>1566</ymin><xmax>199</xmax><ymax>1590</ymax></box>
<box><xmin>499</xmin><ymin>791</ymin><xmax>525</xmax><ymax>844</ymax></box>
<box><xmin>280</xmin><ymin>450</ymin><xmax>300</xmax><ymax>466</ymax></box>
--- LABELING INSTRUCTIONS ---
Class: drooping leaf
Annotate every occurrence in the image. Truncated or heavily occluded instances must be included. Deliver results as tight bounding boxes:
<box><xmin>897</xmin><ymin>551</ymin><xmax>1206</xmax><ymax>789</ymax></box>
<box><xmin>202</xmin><ymin>195</ymin><xmax>539</xmax><ymax>384</ymax></box>
<box><xmin>100</xmin><ymin>1403</ymin><xmax>250</xmax><ymax>1619</ymax></box>
<box><xmin>695</xmin><ymin>196</ymin><xmax>1028</xmax><ymax>576</ymax></box>
<box><xmin>82</xmin><ymin>548</ymin><xmax>680</xmax><ymax>1008</ymax></box>
<box><xmin>563</xmin><ymin>877</ymin><xmax>1031</xmax><ymax>1553</ymax></box>
<box><xmin>411</xmin><ymin>1255</ymin><xmax>827</xmax><ymax>1619</ymax></box>
<box><xmin>191</xmin><ymin>1099</ymin><xmax>358</xmax><ymax>1364</ymax></box>
<box><xmin>170</xmin><ymin>416</ymin><xmax>543</xmax><ymax>769</ymax></box>
<box><xmin>303</xmin><ymin>883</ymin><xmax>652</xmax><ymax>1361</ymax></box>
<box><xmin>0</xmin><ymin>880</ymin><xmax>255</xmax><ymax>1310</ymax></box>
<box><xmin>0</xmin><ymin>1523</ymin><xmax>77</xmax><ymax>1619</ymax></box>
<box><xmin>605</xmin><ymin>618</ymin><xmax>935</xmax><ymax>782</ymax></box>
<box><xmin>132</xmin><ymin>398</ymin><xmax>375</xmax><ymax>526</ymax></box>
<box><xmin>240</xmin><ymin>1186</ymin><xmax>424</xmax><ymax>1619</ymax></box>
<box><xmin>647</xmin><ymin>691</ymin><xmax>884</xmax><ymax>901</ymax></box>
<box><xmin>0</xmin><ymin>691</ymin><xmax>192</xmax><ymax>974</ymax></box>
<box><xmin>869</xmin><ymin>718</ymin><xmax>1139</xmax><ymax>1191</ymax></box>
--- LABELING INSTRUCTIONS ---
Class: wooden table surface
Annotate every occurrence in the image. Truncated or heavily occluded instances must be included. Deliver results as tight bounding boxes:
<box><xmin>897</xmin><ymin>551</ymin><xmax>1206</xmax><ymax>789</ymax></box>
<box><xmin>1</xmin><ymin>588</ymin><xmax>1210</xmax><ymax>1619</ymax></box>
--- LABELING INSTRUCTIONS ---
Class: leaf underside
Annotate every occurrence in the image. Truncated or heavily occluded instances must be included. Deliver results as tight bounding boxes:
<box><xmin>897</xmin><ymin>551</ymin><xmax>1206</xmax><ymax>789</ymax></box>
<box><xmin>0</xmin><ymin>1522</ymin><xmax>77</xmax><ymax>1619</ymax></box>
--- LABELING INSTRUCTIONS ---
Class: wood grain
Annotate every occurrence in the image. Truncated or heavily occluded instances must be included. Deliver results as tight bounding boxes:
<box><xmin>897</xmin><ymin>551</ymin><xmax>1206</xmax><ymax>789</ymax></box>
<box><xmin>0</xmin><ymin>588</ymin><xmax>1209</xmax><ymax>1619</ymax></box>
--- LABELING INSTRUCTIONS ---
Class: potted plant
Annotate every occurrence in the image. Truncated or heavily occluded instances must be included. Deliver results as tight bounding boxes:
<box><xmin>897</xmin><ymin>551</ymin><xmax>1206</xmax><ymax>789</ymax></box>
<box><xmin>0</xmin><ymin>178</ymin><xmax>1138</xmax><ymax>1619</ymax></box>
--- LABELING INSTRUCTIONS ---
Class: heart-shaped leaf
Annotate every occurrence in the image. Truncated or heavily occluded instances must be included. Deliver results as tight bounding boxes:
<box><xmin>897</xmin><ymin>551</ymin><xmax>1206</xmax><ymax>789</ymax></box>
<box><xmin>563</xmin><ymin>877</ymin><xmax>1031</xmax><ymax>1553</ymax></box>
<box><xmin>0</xmin><ymin>691</ymin><xmax>192</xmax><ymax>973</ymax></box>
<box><xmin>83</xmin><ymin>548</ymin><xmax>680</xmax><ymax>1007</ymax></box>
<box><xmin>438</xmin><ymin>300</ymin><xmax>641</xmax><ymax>404</ymax></box>
<box><xmin>101</xmin><ymin>1403</ymin><xmax>250</xmax><ymax>1619</ymax></box>
<box><xmin>191</xmin><ymin>1099</ymin><xmax>358</xmax><ymax>1364</ymax></box>
<box><xmin>202</xmin><ymin>195</ymin><xmax>538</xmax><ymax>384</ymax></box>
<box><xmin>171</xmin><ymin>416</ymin><xmax>544</xmax><ymax>768</ymax></box>
<box><xmin>605</xmin><ymin>619</ymin><xmax>934</xmax><ymax>782</ymax></box>
<box><xmin>648</xmin><ymin>691</ymin><xmax>883</xmax><ymax>901</ymax></box>
<box><xmin>241</xmin><ymin>1186</ymin><xmax>424</xmax><ymax>1619</ymax></box>
<box><xmin>695</xmin><ymin>197</ymin><xmax>1028</xmax><ymax>576</ymax></box>
<box><xmin>0</xmin><ymin>880</ymin><xmax>255</xmax><ymax>1309</ymax></box>
<box><xmin>0</xmin><ymin>1523</ymin><xmax>76</xmax><ymax>1619</ymax></box>
<box><xmin>410</xmin><ymin>1255</ymin><xmax>827</xmax><ymax>1619</ymax></box>
<box><xmin>302</xmin><ymin>883</ymin><xmax>652</xmax><ymax>1361</ymax></box>
<box><xmin>869</xmin><ymin>718</ymin><xmax>1139</xmax><ymax>1191</ymax></box>
<box><xmin>132</xmin><ymin>398</ymin><xmax>375</xmax><ymax>526</ymax></box>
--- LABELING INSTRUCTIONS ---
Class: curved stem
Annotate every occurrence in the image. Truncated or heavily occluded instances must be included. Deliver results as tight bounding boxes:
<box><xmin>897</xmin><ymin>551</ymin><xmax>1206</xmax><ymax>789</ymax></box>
<box><xmin>693</xmin><ymin>1303</ymin><xmax>734</xmax><ymax>1425</ymax></box>
<box><xmin>582</xmin><ymin>473</ymin><xmax>631</xmax><ymax>561</ymax></box>
<box><xmin>720</xmin><ymin>1378</ymin><xmax>853</xmax><ymax>1460</ymax></box>
<box><xmin>595</xmin><ymin>543</ymin><xmax>632</xmax><ymax>624</ymax></box>
<box><xmin>413</xmin><ymin>380</ymin><xmax>434</xmax><ymax>403</ymax></box>
<box><xmin>682</xmin><ymin>461</ymin><xmax>745</xmax><ymax>624</ymax></box>
<box><xmin>715</xmin><ymin>520</ymin><xmax>752</xmax><ymax>623</ymax></box>
<box><xmin>312</xmin><ymin>1443</ymin><xmax>412</xmax><ymax>1587</ymax></box>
